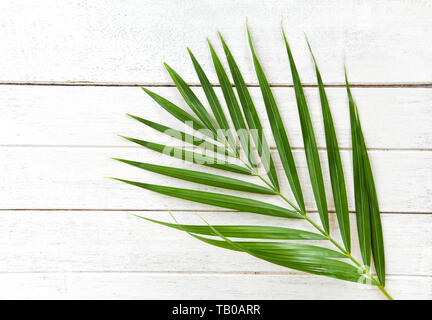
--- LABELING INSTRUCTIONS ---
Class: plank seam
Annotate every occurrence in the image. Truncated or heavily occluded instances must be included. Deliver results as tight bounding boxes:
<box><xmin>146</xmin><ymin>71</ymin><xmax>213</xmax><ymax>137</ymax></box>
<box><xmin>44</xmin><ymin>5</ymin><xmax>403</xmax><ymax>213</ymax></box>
<box><xmin>0</xmin><ymin>81</ymin><xmax>432</xmax><ymax>88</ymax></box>
<box><xmin>1</xmin><ymin>145</ymin><xmax>431</xmax><ymax>152</ymax></box>
<box><xmin>0</xmin><ymin>209</ymin><xmax>430</xmax><ymax>214</ymax></box>
<box><xmin>0</xmin><ymin>270</ymin><xmax>428</xmax><ymax>277</ymax></box>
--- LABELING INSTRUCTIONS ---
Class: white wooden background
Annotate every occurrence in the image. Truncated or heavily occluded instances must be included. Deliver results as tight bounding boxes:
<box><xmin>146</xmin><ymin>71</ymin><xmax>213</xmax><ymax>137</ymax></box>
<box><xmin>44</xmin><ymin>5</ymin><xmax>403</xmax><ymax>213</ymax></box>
<box><xmin>0</xmin><ymin>0</ymin><xmax>431</xmax><ymax>299</ymax></box>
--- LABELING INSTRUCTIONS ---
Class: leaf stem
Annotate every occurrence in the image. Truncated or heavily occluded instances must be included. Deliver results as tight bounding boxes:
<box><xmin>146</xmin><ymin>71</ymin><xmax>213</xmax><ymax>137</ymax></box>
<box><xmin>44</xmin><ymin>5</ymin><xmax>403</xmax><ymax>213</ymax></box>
<box><xmin>214</xmin><ymin>136</ymin><xmax>393</xmax><ymax>299</ymax></box>
<box><xmin>236</xmin><ymin>154</ymin><xmax>392</xmax><ymax>299</ymax></box>
<box><xmin>378</xmin><ymin>286</ymin><xmax>394</xmax><ymax>300</ymax></box>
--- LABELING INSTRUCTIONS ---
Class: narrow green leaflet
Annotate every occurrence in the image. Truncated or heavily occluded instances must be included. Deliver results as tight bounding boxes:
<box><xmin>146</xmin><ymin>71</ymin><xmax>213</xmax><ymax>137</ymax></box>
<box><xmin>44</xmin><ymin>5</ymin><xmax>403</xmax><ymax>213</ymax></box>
<box><xmin>127</xmin><ymin>114</ymin><xmax>234</xmax><ymax>157</ymax></box>
<box><xmin>253</xmin><ymin>252</ymin><xmax>364</xmax><ymax>283</ymax></box>
<box><xmin>345</xmin><ymin>71</ymin><xmax>371</xmax><ymax>268</ymax></box>
<box><xmin>142</xmin><ymin>87</ymin><xmax>215</xmax><ymax>139</ymax></box>
<box><xmin>113</xmin><ymin>158</ymin><xmax>275</xmax><ymax>194</ymax></box>
<box><xmin>307</xmin><ymin>40</ymin><xmax>350</xmax><ymax>250</ymax></box>
<box><xmin>208</xmin><ymin>40</ymin><xmax>258</xmax><ymax>168</ymax></box>
<box><xmin>191</xmin><ymin>235</ymin><xmax>346</xmax><ymax>258</ymax></box>
<box><xmin>164</xmin><ymin>63</ymin><xmax>219</xmax><ymax>133</ymax></box>
<box><xmin>283</xmin><ymin>30</ymin><xmax>329</xmax><ymax>233</ymax></box>
<box><xmin>346</xmin><ymin>74</ymin><xmax>385</xmax><ymax>285</ymax></box>
<box><xmin>219</xmin><ymin>33</ymin><xmax>280</xmax><ymax>191</ymax></box>
<box><xmin>201</xmin><ymin>223</ymin><xmax>363</xmax><ymax>283</ymax></box>
<box><xmin>113</xmin><ymin>179</ymin><xmax>302</xmax><ymax>219</ymax></box>
<box><xmin>247</xmin><ymin>27</ymin><xmax>305</xmax><ymax>212</ymax></box>
<box><xmin>119</xmin><ymin>135</ymin><xmax>251</xmax><ymax>175</ymax></box>
<box><xmin>361</xmin><ymin>130</ymin><xmax>385</xmax><ymax>285</ymax></box>
<box><xmin>187</xmin><ymin>48</ymin><xmax>238</xmax><ymax>153</ymax></box>
<box><xmin>136</xmin><ymin>216</ymin><xmax>327</xmax><ymax>240</ymax></box>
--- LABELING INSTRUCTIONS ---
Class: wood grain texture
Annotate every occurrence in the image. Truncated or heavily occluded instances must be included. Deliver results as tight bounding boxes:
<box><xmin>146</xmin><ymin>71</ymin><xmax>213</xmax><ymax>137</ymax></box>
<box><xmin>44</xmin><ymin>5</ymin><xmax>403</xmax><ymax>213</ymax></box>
<box><xmin>0</xmin><ymin>147</ymin><xmax>430</xmax><ymax>212</ymax></box>
<box><xmin>0</xmin><ymin>211</ymin><xmax>429</xmax><ymax>276</ymax></box>
<box><xmin>0</xmin><ymin>85</ymin><xmax>431</xmax><ymax>149</ymax></box>
<box><xmin>1</xmin><ymin>0</ymin><xmax>431</xmax><ymax>299</ymax></box>
<box><xmin>0</xmin><ymin>273</ymin><xmax>429</xmax><ymax>300</ymax></box>
<box><xmin>0</xmin><ymin>0</ymin><xmax>431</xmax><ymax>84</ymax></box>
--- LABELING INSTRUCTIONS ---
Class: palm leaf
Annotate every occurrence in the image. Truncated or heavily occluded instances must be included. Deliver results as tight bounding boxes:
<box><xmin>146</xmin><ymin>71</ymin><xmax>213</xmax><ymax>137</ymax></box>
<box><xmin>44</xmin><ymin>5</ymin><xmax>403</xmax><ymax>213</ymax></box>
<box><xmin>307</xmin><ymin>40</ymin><xmax>350</xmax><ymax>251</ymax></box>
<box><xmin>283</xmin><ymin>30</ymin><xmax>329</xmax><ymax>233</ymax></box>
<box><xmin>164</xmin><ymin>63</ymin><xmax>219</xmax><ymax>136</ymax></box>
<box><xmin>345</xmin><ymin>72</ymin><xmax>385</xmax><ymax>285</ymax></box>
<box><xmin>113</xmin><ymin>178</ymin><xmax>301</xmax><ymax>219</ymax></box>
<box><xmin>113</xmin><ymin>25</ymin><xmax>392</xmax><ymax>299</ymax></box>
<box><xmin>345</xmin><ymin>71</ymin><xmax>372</xmax><ymax>269</ymax></box>
<box><xmin>113</xmin><ymin>158</ymin><xmax>275</xmax><ymax>194</ymax></box>
<box><xmin>142</xmin><ymin>87</ymin><xmax>207</xmax><ymax>134</ymax></box>
<box><xmin>208</xmin><ymin>39</ymin><xmax>258</xmax><ymax>168</ymax></box>
<box><xmin>192</xmin><ymin>236</ymin><xmax>346</xmax><ymax>258</ymax></box>
<box><xmin>201</xmin><ymin>220</ymin><xmax>362</xmax><ymax>283</ymax></box>
<box><xmin>253</xmin><ymin>253</ymin><xmax>364</xmax><ymax>283</ymax></box>
<box><xmin>187</xmin><ymin>48</ymin><xmax>238</xmax><ymax>153</ymax></box>
<box><xmin>247</xmin><ymin>26</ymin><xmax>305</xmax><ymax>213</ymax></box>
<box><xmin>219</xmin><ymin>33</ymin><xmax>280</xmax><ymax>191</ymax></box>
<box><xmin>119</xmin><ymin>135</ymin><xmax>251</xmax><ymax>175</ymax></box>
<box><xmin>126</xmin><ymin>114</ymin><xmax>234</xmax><ymax>157</ymax></box>
<box><xmin>135</xmin><ymin>216</ymin><xmax>326</xmax><ymax>240</ymax></box>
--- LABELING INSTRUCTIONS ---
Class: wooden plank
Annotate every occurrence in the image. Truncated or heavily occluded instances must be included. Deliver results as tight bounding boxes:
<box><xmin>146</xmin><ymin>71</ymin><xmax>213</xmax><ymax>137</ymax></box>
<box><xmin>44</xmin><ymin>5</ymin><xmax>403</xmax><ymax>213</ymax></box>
<box><xmin>0</xmin><ymin>147</ymin><xmax>430</xmax><ymax>212</ymax></box>
<box><xmin>0</xmin><ymin>86</ymin><xmax>431</xmax><ymax>149</ymax></box>
<box><xmin>0</xmin><ymin>211</ymin><xmax>429</xmax><ymax>276</ymax></box>
<box><xmin>0</xmin><ymin>1</ymin><xmax>431</xmax><ymax>84</ymax></box>
<box><xmin>0</xmin><ymin>272</ymin><xmax>428</xmax><ymax>299</ymax></box>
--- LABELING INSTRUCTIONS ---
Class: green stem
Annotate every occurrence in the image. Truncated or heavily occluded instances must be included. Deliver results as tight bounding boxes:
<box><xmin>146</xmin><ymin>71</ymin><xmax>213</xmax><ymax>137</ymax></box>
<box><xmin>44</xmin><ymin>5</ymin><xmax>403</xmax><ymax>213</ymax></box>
<box><xmin>378</xmin><ymin>286</ymin><xmax>393</xmax><ymax>300</ymax></box>
<box><xmin>218</xmin><ymin>139</ymin><xmax>393</xmax><ymax>299</ymax></box>
<box><xmin>241</xmin><ymin>158</ymin><xmax>392</xmax><ymax>299</ymax></box>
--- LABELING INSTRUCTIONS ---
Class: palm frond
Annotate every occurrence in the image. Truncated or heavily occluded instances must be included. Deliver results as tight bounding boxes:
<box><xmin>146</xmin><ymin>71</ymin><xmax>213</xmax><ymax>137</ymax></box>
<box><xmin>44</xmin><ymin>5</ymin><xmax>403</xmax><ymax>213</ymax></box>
<box><xmin>208</xmin><ymin>39</ymin><xmax>258</xmax><ymax>168</ymax></box>
<box><xmin>345</xmin><ymin>71</ymin><xmax>385</xmax><ymax>285</ymax></box>
<box><xmin>127</xmin><ymin>114</ymin><xmax>234</xmax><ymax>157</ymax></box>
<box><xmin>119</xmin><ymin>135</ymin><xmax>251</xmax><ymax>174</ymax></box>
<box><xmin>219</xmin><ymin>33</ymin><xmax>279</xmax><ymax>190</ymax></box>
<box><xmin>283</xmin><ymin>29</ymin><xmax>329</xmax><ymax>233</ymax></box>
<box><xmin>112</xmin><ymin>25</ymin><xmax>391</xmax><ymax>299</ymax></box>
<box><xmin>113</xmin><ymin>158</ymin><xmax>275</xmax><ymax>194</ymax></box>
<box><xmin>164</xmin><ymin>63</ymin><xmax>219</xmax><ymax>136</ymax></box>
<box><xmin>135</xmin><ymin>216</ymin><xmax>326</xmax><ymax>239</ymax></box>
<box><xmin>112</xmin><ymin>178</ymin><xmax>300</xmax><ymax>219</ymax></box>
<box><xmin>247</xmin><ymin>27</ymin><xmax>305</xmax><ymax>213</ymax></box>
<box><xmin>187</xmin><ymin>48</ymin><xmax>238</xmax><ymax>153</ymax></box>
<box><xmin>307</xmin><ymin>39</ymin><xmax>351</xmax><ymax>251</ymax></box>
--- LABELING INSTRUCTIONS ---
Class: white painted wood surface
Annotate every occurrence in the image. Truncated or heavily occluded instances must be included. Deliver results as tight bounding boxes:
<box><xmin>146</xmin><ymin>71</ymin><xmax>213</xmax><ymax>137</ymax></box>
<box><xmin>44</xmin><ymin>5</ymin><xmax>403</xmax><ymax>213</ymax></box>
<box><xmin>1</xmin><ymin>147</ymin><xmax>431</xmax><ymax>213</ymax></box>
<box><xmin>0</xmin><ymin>86</ymin><xmax>430</xmax><ymax>149</ymax></box>
<box><xmin>0</xmin><ymin>0</ymin><xmax>431</xmax><ymax>84</ymax></box>
<box><xmin>0</xmin><ymin>0</ymin><xmax>431</xmax><ymax>299</ymax></box>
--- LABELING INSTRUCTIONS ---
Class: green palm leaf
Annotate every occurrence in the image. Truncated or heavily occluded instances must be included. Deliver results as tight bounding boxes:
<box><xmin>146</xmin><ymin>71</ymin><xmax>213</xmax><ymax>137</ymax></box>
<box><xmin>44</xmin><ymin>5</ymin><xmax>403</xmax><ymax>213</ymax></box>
<box><xmin>283</xmin><ymin>30</ymin><xmax>329</xmax><ymax>233</ymax></box>
<box><xmin>208</xmin><ymin>39</ymin><xmax>258</xmax><ymax>168</ymax></box>
<box><xmin>192</xmin><ymin>236</ymin><xmax>346</xmax><ymax>258</ymax></box>
<box><xmin>113</xmin><ymin>25</ymin><xmax>391</xmax><ymax>299</ymax></box>
<box><xmin>119</xmin><ymin>135</ymin><xmax>251</xmax><ymax>175</ymax></box>
<box><xmin>135</xmin><ymin>216</ymin><xmax>326</xmax><ymax>240</ymax></box>
<box><xmin>112</xmin><ymin>179</ymin><xmax>301</xmax><ymax>219</ymax></box>
<box><xmin>219</xmin><ymin>33</ymin><xmax>280</xmax><ymax>191</ymax></box>
<box><xmin>247</xmin><ymin>27</ymin><xmax>305</xmax><ymax>212</ymax></box>
<box><xmin>126</xmin><ymin>114</ymin><xmax>234</xmax><ymax>157</ymax></box>
<box><xmin>142</xmin><ymin>87</ymin><xmax>207</xmax><ymax>134</ymax></box>
<box><xmin>187</xmin><ymin>48</ymin><xmax>238</xmax><ymax>153</ymax></box>
<box><xmin>113</xmin><ymin>158</ymin><xmax>275</xmax><ymax>194</ymax></box>
<box><xmin>253</xmin><ymin>253</ymin><xmax>363</xmax><ymax>283</ymax></box>
<box><xmin>201</xmin><ymin>220</ymin><xmax>362</xmax><ymax>283</ymax></box>
<box><xmin>345</xmin><ymin>72</ymin><xmax>385</xmax><ymax>285</ymax></box>
<box><xmin>307</xmin><ymin>40</ymin><xmax>350</xmax><ymax>251</ymax></box>
<box><xmin>164</xmin><ymin>63</ymin><xmax>219</xmax><ymax>136</ymax></box>
<box><xmin>345</xmin><ymin>71</ymin><xmax>372</xmax><ymax>269</ymax></box>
